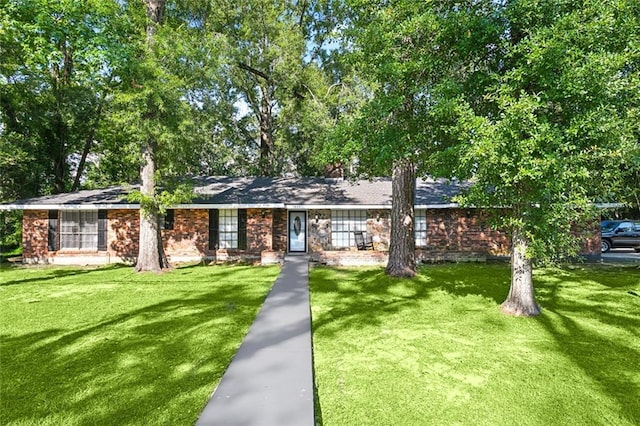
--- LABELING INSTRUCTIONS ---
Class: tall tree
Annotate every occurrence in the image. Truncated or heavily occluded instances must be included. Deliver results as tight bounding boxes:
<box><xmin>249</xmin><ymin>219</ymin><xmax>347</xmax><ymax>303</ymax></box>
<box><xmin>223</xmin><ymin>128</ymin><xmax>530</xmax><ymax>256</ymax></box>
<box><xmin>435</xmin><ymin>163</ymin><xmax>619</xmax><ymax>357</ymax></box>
<box><xmin>443</xmin><ymin>0</ymin><xmax>640</xmax><ymax>315</ymax></box>
<box><xmin>133</xmin><ymin>0</ymin><xmax>168</xmax><ymax>272</ymax></box>
<box><xmin>0</xmin><ymin>0</ymin><xmax>119</xmax><ymax>198</ymax></box>
<box><xmin>110</xmin><ymin>1</ymin><xmax>224</xmax><ymax>272</ymax></box>
<box><xmin>204</xmin><ymin>0</ymin><xmax>344</xmax><ymax>176</ymax></box>
<box><xmin>326</xmin><ymin>0</ymin><xmax>501</xmax><ymax>277</ymax></box>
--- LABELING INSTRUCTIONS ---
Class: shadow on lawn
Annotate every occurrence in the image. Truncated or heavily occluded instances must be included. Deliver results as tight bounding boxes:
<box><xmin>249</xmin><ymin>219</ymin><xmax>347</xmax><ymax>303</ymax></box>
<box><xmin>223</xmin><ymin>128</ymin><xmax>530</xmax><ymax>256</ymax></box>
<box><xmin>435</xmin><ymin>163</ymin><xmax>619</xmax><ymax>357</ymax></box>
<box><xmin>1</xmin><ymin>267</ymin><xmax>276</xmax><ymax>425</ymax></box>
<box><xmin>538</xmin><ymin>267</ymin><xmax>640</xmax><ymax>425</ymax></box>
<box><xmin>311</xmin><ymin>264</ymin><xmax>511</xmax><ymax>338</ymax></box>
<box><xmin>0</xmin><ymin>264</ymin><xmax>129</xmax><ymax>287</ymax></box>
<box><xmin>311</xmin><ymin>264</ymin><xmax>640</xmax><ymax>425</ymax></box>
<box><xmin>0</xmin><ymin>262</ymin><xmax>256</xmax><ymax>288</ymax></box>
<box><xmin>311</xmin><ymin>264</ymin><xmax>510</xmax><ymax>426</ymax></box>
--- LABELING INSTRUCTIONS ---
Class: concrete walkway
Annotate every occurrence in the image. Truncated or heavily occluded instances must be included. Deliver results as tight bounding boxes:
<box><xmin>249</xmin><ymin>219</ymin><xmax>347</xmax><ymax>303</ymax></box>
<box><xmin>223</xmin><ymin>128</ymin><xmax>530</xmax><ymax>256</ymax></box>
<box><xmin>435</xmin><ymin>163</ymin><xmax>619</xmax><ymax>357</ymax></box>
<box><xmin>196</xmin><ymin>255</ymin><xmax>314</xmax><ymax>426</ymax></box>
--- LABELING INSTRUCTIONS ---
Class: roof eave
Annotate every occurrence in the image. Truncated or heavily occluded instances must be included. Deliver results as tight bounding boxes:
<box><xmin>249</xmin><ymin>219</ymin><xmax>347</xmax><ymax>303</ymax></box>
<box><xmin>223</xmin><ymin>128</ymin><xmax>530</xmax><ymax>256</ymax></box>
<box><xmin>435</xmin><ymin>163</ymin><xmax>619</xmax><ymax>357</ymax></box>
<box><xmin>0</xmin><ymin>204</ymin><xmax>140</xmax><ymax>211</ymax></box>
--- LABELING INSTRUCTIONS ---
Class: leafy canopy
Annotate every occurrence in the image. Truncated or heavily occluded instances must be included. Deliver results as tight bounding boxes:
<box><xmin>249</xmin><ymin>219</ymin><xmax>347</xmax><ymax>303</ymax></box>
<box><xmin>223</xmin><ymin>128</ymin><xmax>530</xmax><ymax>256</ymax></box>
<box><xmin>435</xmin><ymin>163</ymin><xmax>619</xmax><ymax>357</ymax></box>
<box><xmin>444</xmin><ymin>0</ymin><xmax>640</xmax><ymax>261</ymax></box>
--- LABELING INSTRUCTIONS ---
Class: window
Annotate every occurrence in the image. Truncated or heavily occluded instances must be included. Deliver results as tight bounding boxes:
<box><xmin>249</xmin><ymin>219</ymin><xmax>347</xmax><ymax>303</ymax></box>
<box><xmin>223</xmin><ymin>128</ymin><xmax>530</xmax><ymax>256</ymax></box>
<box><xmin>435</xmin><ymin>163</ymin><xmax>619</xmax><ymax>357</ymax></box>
<box><xmin>218</xmin><ymin>209</ymin><xmax>238</xmax><ymax>248</ymax></box>
<box><xmin>415</xmin><ymin>209</ymin><xmax>427</xmax><ymax>247</ymax></box>
<box><xmin>161</xmin><ymin>209</ymin><xmax>174</xmax><ymax>230</ymax></box>
<box><xmin>618</xmin><ymin>222</ymin><xmax>635</xmax><ymax>232</ymax></box>
<box><xmin>331</xmin><ymin>210</ymin><xmax>367</xmax><ymax>248</ymax></box>
<box><xmin>60</xmin><ymin>210</ymin><xmax>98</xmax><ymax>250</ymax></box>
<box><xmin>209</xmin><ymin>209</ymin><xmax>247</xmax><ymax>250</ymax></box>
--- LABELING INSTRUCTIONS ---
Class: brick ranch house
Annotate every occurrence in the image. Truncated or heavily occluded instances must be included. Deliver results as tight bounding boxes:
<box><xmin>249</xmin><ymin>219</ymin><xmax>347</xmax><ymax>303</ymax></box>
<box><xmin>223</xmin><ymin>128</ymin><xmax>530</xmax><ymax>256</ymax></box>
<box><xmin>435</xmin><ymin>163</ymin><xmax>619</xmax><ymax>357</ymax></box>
<box><xmin>1</xmin><ymin>176</ymin><xmax>601</xmax><ymax>266</ymax></box>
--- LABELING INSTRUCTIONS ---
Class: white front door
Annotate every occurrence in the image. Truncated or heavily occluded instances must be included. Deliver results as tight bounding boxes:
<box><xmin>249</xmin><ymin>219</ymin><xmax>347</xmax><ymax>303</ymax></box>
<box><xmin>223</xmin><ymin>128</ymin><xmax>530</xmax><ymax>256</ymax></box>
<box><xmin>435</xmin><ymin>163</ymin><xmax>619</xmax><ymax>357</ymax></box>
<box><xmin>288</xmin><ymin>211</ymin><xmax>307</xmax><ymax>253</ymax></box>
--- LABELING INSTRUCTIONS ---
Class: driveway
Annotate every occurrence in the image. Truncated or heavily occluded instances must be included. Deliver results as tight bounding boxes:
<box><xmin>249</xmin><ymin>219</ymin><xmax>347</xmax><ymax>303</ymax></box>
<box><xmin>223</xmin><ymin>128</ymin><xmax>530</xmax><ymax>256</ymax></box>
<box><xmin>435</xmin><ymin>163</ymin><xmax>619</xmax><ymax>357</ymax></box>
<box><xmin>601</xmin><ymin>248</ymin><xmax>640</xmax><ymax>263</ymax></box>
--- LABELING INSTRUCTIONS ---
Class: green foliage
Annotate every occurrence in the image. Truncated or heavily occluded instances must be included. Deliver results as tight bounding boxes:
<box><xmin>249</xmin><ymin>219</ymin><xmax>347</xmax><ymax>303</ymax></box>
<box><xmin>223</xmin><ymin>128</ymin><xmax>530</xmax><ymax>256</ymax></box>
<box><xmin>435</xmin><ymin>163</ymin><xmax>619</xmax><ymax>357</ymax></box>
<box><xmin>321</xmin><ymin>0</ymin><xmax>502</xmax><ymax>176</ymax></box>
<box><xmin>0</xmin><ymin>263</ymin><xmax>280</xmax><ymax>424</ymax></box>
<box><xmin>127</xmin><ymin>182</ymin><xmax>194</xmax><ymax>214</ymax></box>
<box><xmin>198</xmin><ymin>0</ymin><xmax>346</xmax><ymax>176</ymax></box>
<box><xmin>0</xmin><ymin>0</ymin><xmax>123</xmax><ymax>196</ymax></box>
<box><xmin>0</xmin><ymin>210</ymin><xmax>21</xmax><ymax>254</ymax></box>
<box><xmin>311</xmin><ymin>264</ymin><xmax>640</xmax><ymax>425</ymax></box>
<box><xmin>441</xmin><ymin>0</ymin><xmax>640</xmax><ymax>262</ymax></box>
<box><xmin>1</xmin><ymin>0</ymin><xmax>347</xmax><ymax>202</ymax></box>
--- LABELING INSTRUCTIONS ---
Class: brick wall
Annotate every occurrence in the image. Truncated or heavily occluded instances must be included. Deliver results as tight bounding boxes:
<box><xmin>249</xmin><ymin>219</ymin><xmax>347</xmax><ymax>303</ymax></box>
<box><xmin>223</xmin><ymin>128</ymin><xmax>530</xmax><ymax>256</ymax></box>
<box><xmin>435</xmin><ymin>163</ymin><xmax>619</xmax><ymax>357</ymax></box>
<box><xmin>162</xmin><ymin>208</ymin><xmax>273</xmax><ymax>260</ymax></box>
<box><xmin>23</xmin><ymin>209</ymin><xmax>140</xmax><ymax>264</ymax></box>
<box><xmin>22</xmin><ymin>207</ymin><xmax>600</xmax><ymax>265</ymax></box>
<box><xmin>23</xmin><ymin>209</ymin><xmax>140</xmax><ymax>263</ymax></box>
<box><xmin>162</xmin><ymin>209</ymin><xmax>208</xmax><ymax>258</ymax></box>
<box><xmin>22</xmin><ymin>210</ymin><xmax>48</xmax><ymax>260</ymax></box>
<box><xmin>247</xmin><ymin>208</ymin><xmax>272</xmax><ymax>253</ymax></box>
<box><xmin>306</xmin><ymin>208</ymin><xmax>503</xmax><ymax>254</ymax></box>
<box><xmin>272</xmin><ymin>209</ymin><xmax>287</xmax><ymax>252</ymax></box>
<box><xmin>108</xmin><ymin>209</ymin><xmax>139</xmax><ymax>260</ymax></box>
<box><xmin>424</xmin><ymin>209</ymin><xmax>510</xmax><ymax>255</ymax></box>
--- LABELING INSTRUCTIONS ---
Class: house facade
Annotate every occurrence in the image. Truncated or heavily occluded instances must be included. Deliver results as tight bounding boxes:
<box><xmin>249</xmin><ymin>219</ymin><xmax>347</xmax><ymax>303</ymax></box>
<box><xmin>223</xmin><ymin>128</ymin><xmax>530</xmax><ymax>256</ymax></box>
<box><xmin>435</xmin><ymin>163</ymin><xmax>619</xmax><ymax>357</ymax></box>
<box><xmin>3</xmin><ymin>177</ymin><xmax>601</xmax><ymax>266</ymax></box>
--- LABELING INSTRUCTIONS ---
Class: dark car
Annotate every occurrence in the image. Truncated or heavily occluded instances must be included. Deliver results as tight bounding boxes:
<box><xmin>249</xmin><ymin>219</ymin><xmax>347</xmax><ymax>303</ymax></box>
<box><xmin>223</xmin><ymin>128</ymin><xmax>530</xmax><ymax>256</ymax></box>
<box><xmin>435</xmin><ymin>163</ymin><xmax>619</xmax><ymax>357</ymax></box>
<box><xmin>601</xmin><ymin>220</ymin><xmax>640</xmax><ymax>252</ymax></box>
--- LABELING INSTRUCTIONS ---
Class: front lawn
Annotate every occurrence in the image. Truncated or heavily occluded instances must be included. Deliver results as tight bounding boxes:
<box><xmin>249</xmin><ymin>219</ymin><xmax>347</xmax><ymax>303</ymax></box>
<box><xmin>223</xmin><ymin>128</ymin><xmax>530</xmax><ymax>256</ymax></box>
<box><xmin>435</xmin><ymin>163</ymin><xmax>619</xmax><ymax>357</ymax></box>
<box><xmin>311</xmin><ymin>264</ymin><xmax>640</xmax><ymax>426</ymax></box>
<box><xmin>0</xmin><ymin>263</ymin><xmax>279</xmax><ymax>425</ymax></box>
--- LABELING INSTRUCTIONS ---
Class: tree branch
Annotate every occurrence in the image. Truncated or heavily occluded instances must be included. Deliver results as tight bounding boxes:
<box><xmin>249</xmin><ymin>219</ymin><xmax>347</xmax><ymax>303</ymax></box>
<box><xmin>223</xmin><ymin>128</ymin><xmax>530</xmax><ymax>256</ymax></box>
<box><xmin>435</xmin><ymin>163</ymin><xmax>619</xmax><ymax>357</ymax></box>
<box><xmin>71</xmin><ymin>101</ymin><xmax>103</xmax><ymax>192</ymax></box>
<box><xmin>237</xmin><ymin>62</ymin><xmax>270</xmax><ymax>82</ymax></box>
<box><xmin>299</xmin><ymin>0</ymin><xmax>307</xmax><ymax>27</ymax></box>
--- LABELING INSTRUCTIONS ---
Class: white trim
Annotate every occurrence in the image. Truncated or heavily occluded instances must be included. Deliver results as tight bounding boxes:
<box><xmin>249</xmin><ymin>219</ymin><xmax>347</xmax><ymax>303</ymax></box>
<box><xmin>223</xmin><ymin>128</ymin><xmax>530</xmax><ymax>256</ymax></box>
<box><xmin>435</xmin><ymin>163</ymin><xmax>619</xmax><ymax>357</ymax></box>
<box><xmin>2</xmin><ymin>204</ymin><xmax>141</xmax><ymax>211</ymax></box>
<box><xmin>414</xmin><ymin>203</ymin><xmax>462</xmax><ymax>209</ymax></box>
<box><xmin>1</xmin><ymin>201</ymin><xmax>626</xmax><ymax>211</ymax></box>
<box><xmin>177</xmin><ymin>203</ymin><xmax>285</xmax><ymax>209</ymax></box>
<box><xmin>288</xmin><ymin>210</ymin><xmax>308</xmax><ymax>253</ymax></box>
<box><xmin>1</xmin><ymin>203</ymin><xmax>285</xmax><ymax>211</ymax></box>
<box><xmin>0</xmin><ymin>203</ymin><xmax>472</xmax><ymax>211</ymax></box>
<box><xmin>287</xmin><ymin>204</ymin><xmax>390</xmax><ymax>210</ymax></box>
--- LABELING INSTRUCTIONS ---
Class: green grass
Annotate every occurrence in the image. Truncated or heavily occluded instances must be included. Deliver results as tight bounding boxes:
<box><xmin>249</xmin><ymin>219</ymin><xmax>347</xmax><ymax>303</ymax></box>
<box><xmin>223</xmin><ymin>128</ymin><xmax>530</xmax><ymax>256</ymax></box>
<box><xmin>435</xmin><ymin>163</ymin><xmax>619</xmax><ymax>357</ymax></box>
<box><xmin>0</xmin><ymin>263</ymin><xmax>280</xmax><ymax>425</ymax></box>
<box><xmin>311</xmin><ymin>264</ymin><xmax>640</xmax><ymax>426</ymax></box>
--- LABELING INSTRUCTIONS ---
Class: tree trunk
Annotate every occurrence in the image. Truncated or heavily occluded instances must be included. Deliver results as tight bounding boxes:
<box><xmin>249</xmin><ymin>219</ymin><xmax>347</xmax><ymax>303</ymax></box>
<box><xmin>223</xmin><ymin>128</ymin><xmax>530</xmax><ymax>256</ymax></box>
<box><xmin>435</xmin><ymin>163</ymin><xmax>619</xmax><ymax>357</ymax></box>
<box><xmin>501</xmin><ymin>228</ymin><xmax>541</xmax><ymax>316</ymax></box>
<box><xmin>386</xmin><ymin>159</ymin><xmax>416</xmax><ymax>277</ymax></box>
<box><xmin>52</xmin><ymin>138</ymin><xmax>66</xmax><ymax>194</ymax></box>
<box><xmin>258</xmin><ymin>85</ymin><xmax>274</xmax><ymax>176</ymax></box>
<box><xmin>135</xmin><ymin>140</ymin><xmax>169</xmax><ymax>272</ymax></box>
<box><xmin>145</xmin><ymin>0</ymin><xmax>166</xmax><ymax>42</ymax></box>
<box><xmin>135</xmin><ymin>0</ymin><xmax>169</xmax><ymax>272</ymax></box>
<box><xmin>48</xmin><ymin>107</ymin><xmax>67</xmax><ymax>194</ymax></box>
<box><xmin>72</xmin><ymin>101</ymin><xmax>104</xmax><ymax>192</ymax></box>
<box><xmin>50</xmin><ymin>38</ymin><xmax>73</xmax><ymax>195</ymax></box>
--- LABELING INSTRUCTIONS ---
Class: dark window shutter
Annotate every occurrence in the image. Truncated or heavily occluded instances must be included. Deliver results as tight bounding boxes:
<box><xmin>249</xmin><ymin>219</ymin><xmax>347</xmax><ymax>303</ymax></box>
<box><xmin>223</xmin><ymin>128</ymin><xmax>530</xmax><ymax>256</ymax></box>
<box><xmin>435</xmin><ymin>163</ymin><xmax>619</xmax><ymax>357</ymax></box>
<box><xmin>208</xmin><ymin>209</ymin><xmax>219</xmax><ymax>250</ymax></box>
<box><xmin>238</xmin><ymin>209</ymin><xmax>247</xmax><ymax>250</ymax></box>
<box><xmin>98</xmin><ymin>210</ymin><xmax>107</xmax><ymax>251</ymax></box>
<box><xmin>164</xmin><ymin>209</ymin><xmax>174</xmax><ymax>230</ymax></box>
<box><xmin>48</xmin><ymin>210</ymin><xmax>59</xmax><ymax>251</ymax></box>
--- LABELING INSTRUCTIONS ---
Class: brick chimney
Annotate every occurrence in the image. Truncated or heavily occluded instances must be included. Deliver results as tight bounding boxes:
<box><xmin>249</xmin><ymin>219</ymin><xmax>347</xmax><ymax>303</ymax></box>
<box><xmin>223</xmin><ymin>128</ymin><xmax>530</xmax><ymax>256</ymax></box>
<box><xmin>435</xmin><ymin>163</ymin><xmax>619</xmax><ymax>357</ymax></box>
<box><xmin>324</xmin><ymin>163</ymin><xmax>344</xmax><ymax>182</ymax></box>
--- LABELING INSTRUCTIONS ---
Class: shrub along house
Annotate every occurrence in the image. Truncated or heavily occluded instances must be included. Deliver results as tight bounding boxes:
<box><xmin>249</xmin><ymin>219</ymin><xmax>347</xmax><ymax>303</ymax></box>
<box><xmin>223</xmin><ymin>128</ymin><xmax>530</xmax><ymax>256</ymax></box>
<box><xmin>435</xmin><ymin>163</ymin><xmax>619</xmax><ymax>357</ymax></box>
<box><xmin>1</xmin><ymin>176</ymin><xmax>600</xmax><ymax>265</ymax></box>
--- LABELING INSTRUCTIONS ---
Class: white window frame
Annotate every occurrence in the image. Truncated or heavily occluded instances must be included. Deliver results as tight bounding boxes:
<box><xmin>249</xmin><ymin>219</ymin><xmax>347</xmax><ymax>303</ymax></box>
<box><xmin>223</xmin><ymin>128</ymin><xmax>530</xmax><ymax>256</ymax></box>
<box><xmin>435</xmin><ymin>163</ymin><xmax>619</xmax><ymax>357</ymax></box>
<box><xmin>60</xmin><ymin>210</ymin><xmax>98</xmax><ymax>250</ymax></box>
<box><xmin>415</xmin><ymin>209</ymin><xmax>427</xmax><ymax>247</ymax></box>
<box><xmin>331</xmin><ymin>210</ymin><xmax>367</xmax><ymax>248</ymax></box>
<box><xmin>218</xmin><ymin>209</ymin><xmax>238</xmax><ymax>249</ymax></box>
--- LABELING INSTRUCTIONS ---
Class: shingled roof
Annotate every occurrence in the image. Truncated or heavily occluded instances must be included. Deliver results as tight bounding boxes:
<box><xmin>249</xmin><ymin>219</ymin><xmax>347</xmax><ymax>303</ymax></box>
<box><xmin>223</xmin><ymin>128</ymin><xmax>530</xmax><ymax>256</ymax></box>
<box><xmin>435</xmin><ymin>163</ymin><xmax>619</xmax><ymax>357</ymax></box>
<box><xmin>0</xmin><ymin>177</ymin><xmax>469</xmax><ymax>210</ymax></box>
